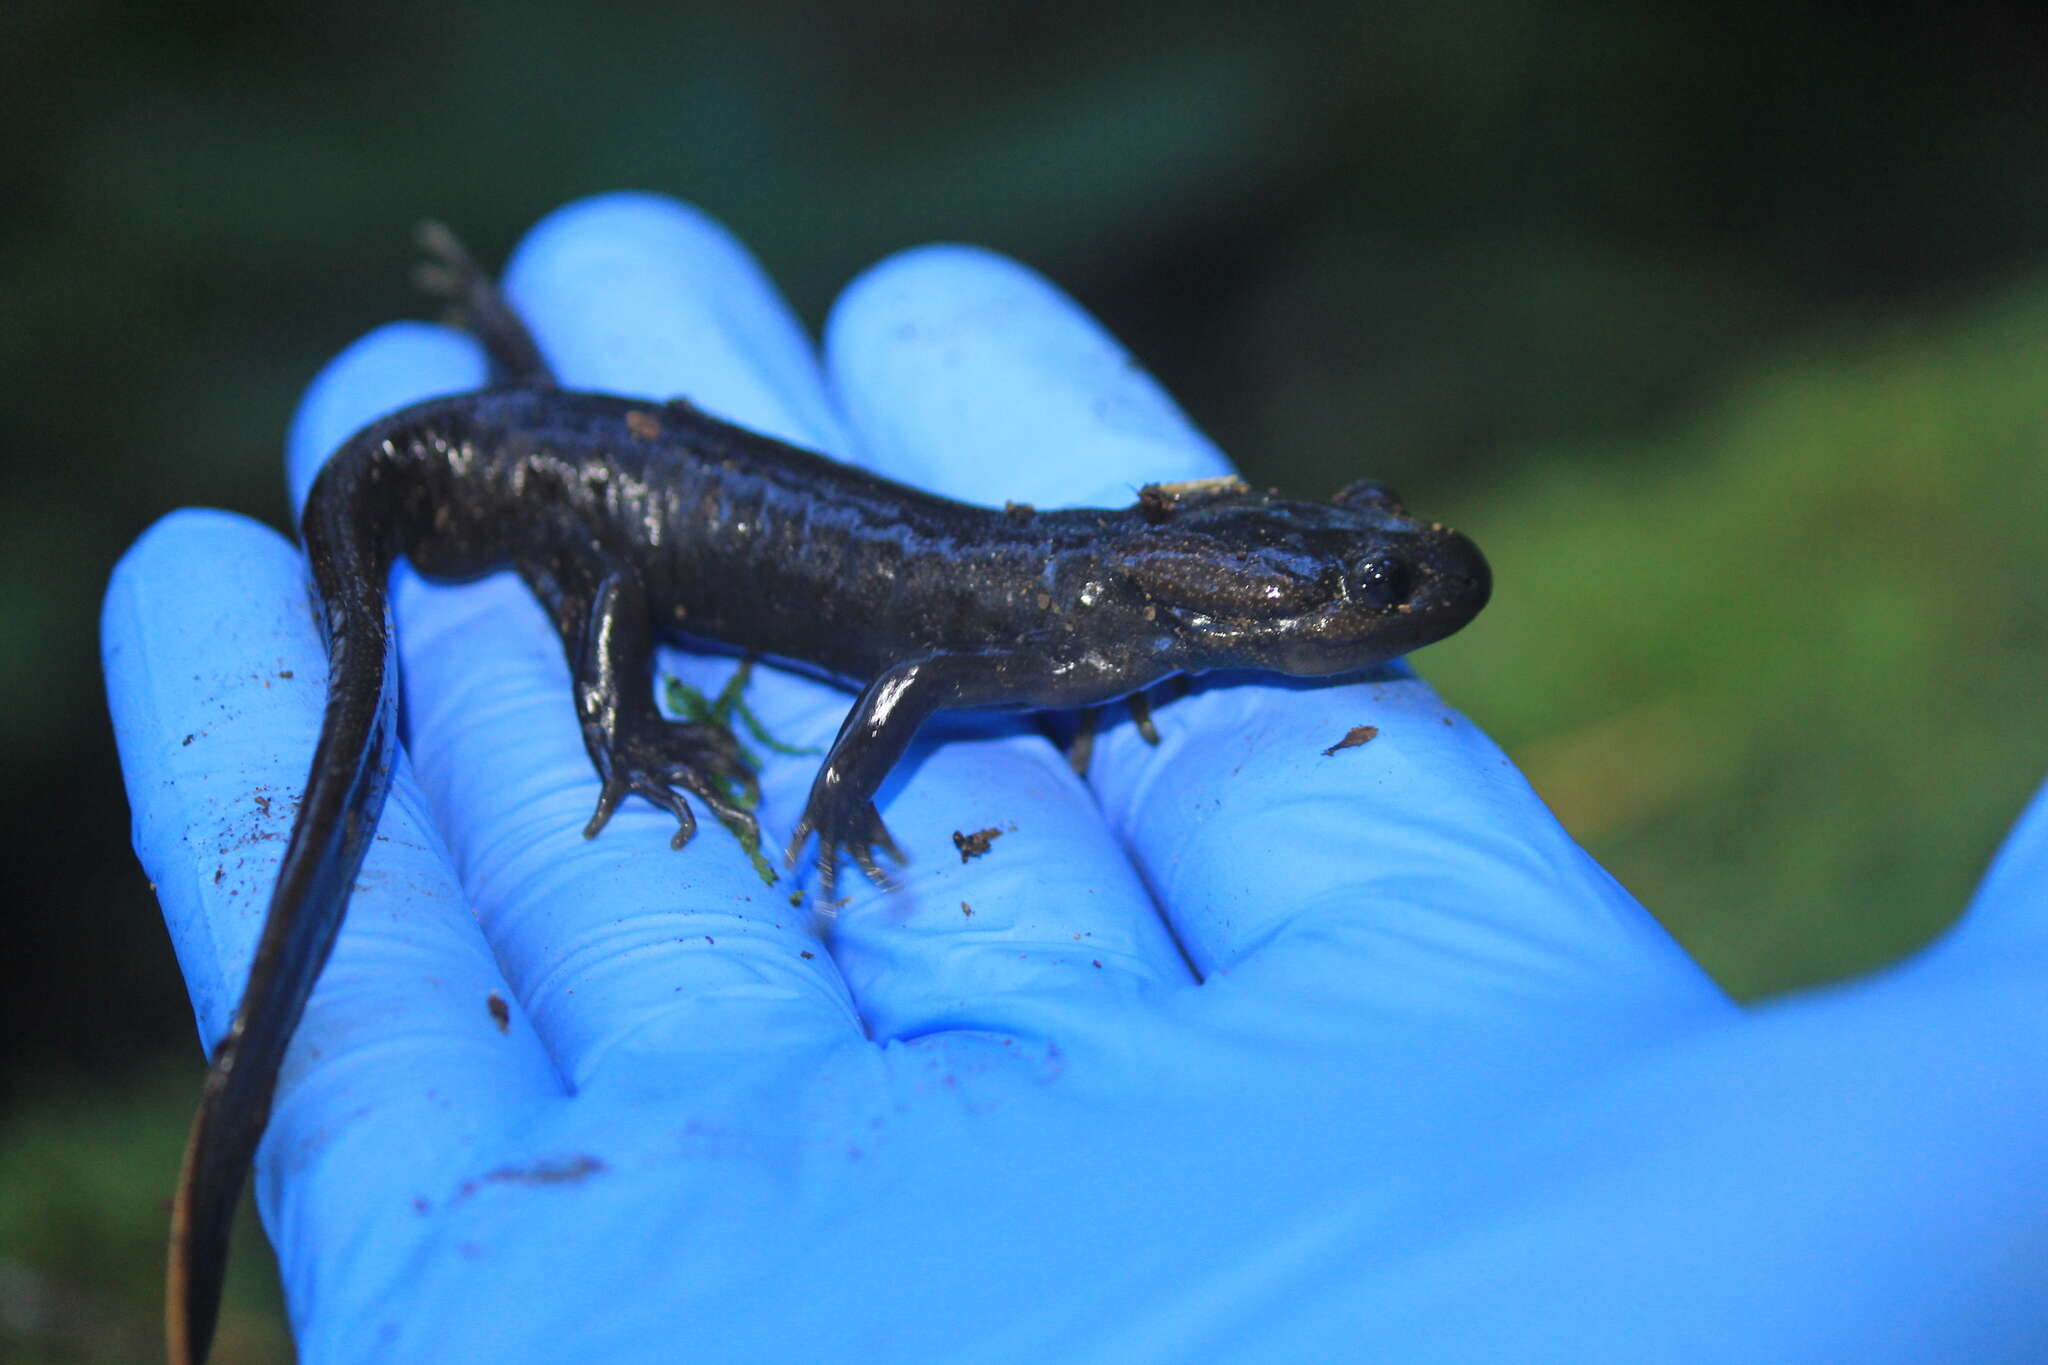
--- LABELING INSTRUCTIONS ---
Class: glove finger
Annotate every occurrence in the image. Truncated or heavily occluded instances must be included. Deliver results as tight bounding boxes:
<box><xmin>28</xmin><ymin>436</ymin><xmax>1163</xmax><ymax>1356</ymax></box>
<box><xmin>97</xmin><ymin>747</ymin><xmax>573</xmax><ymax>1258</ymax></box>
<box><xmin>101</xmin><ymin>509</ymin><xmax>561</xmax><ymax>1300</ymax></box>
<box><xmin>827</xmin><ymin>243</ymin><xmax>1229</xmax><ymax>506</ymax></box>
<box><xmin>818</xmin><ymin>247</ymin><xmax>1215</xmax><ymax>1040</ymax></box>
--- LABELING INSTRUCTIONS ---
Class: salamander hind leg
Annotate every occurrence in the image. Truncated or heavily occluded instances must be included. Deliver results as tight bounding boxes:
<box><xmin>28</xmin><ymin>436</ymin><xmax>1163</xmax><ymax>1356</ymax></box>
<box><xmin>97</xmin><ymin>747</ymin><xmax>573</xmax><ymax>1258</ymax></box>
<box><xmin>412</xmin><ymin>221</ymin><xmax>556</xmax><ymax>387</ymax></box>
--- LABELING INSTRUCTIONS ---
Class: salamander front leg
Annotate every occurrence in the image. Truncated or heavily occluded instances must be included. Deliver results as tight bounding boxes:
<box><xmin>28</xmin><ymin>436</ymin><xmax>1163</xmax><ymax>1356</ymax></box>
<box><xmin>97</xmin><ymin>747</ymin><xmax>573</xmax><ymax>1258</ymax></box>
<box><xmin>521</xmin><ymin>550</ymin><xmax>761</xmax><ymax>855</ymax></box>
<box><xmin>577</xmin><ymin>572</ymin><xmax>761</xmax><ymax>848</ymax></box>
<box><xmin>787</xmin><ymin>655</ymin><xmax>972</xmax><ymax>904</ymax></box>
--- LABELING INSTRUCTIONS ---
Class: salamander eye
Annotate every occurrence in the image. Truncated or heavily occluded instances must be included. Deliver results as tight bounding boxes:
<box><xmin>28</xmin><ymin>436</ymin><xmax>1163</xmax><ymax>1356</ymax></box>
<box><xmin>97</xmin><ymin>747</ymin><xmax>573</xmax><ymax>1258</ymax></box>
<box><xmin>1333</xmin><ymin>480</ymin><xmax>1407</xmax><ymax>515</ymax></box>
<box><xmin>1352</xmin><ymin>558</ymin><xmax>1412</xmax><ymax>610</ymax></box>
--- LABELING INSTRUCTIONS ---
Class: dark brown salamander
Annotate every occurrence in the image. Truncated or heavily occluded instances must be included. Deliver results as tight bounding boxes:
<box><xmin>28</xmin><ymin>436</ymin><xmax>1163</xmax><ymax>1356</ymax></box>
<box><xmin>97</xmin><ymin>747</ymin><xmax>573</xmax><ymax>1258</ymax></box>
<box><xmin>167</xmin><ymin>230</ymin><xmax>1490</xmax><ymax>1364</ymax></box>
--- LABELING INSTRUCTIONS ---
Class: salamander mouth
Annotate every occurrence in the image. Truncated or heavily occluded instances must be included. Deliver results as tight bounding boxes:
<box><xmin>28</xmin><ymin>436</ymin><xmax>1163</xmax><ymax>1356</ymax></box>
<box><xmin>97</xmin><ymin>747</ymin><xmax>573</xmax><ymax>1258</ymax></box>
<box><xmin>1419</xmin><ymin>532</ymin><xmax>1491</xmax><ymax>623</ymax></box>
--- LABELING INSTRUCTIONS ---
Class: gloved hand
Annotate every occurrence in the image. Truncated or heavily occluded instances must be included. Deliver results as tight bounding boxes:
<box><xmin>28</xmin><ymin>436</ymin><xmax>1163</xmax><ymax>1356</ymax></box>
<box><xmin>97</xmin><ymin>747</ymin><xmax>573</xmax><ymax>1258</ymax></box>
<box><xmin>104</xmin><ymin>193</ymin><xmax>2048</xmax><ymax>1363</ymax></box>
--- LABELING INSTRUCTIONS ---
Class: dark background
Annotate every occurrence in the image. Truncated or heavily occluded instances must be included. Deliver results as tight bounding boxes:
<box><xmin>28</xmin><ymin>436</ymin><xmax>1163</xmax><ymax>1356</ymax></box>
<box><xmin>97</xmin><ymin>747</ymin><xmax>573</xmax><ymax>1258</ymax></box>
<box><xmin>8</xmin><ymin>2</ymin><xmax>2048</xmax><ymax>1358</ymax></box>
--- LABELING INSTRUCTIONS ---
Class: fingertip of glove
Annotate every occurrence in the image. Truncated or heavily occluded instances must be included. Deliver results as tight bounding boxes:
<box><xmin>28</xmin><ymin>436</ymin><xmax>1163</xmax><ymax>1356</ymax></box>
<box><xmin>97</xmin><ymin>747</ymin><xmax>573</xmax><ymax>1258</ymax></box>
<box><xmin>508</xmin><ymin>191</ymin><xmax>757</xmax><ymax>287</ymax></box>
<box><xmin>824</xmin><ymin>242</ymin><xmax>1229</xmax><ymax>505</ymax></box>
<box><xmin>829</xmin><ymin>242</ymin><xmax>1042</xmax><ymax>328</ymax></box>
<box><xmin>824</xmin><ymin>242</ymin><xmax>1077</xmax><ymax>391</ymax></box>
<box><xmin>104</xmin><ymin>509</ymin><xmax>305</xmax><ymax>659</ymax></box>
<box><xmin>106</xmin><ymin>509</ymin><xmax>293</xmax><ymax>628</ymax></box>
<box><xmin>499</xmin><ymin>192</ymin><xmax>843</xmax><ymax>450</ymax></box>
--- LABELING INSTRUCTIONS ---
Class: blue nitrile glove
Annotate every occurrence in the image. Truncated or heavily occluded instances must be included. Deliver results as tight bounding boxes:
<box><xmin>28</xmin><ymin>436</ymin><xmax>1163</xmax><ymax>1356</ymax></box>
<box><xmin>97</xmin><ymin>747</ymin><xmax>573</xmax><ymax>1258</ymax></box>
<box><xmin>105</xmin><ymin>193</ymin><xmax>2048</xmax><ymax>1363</ymax></box>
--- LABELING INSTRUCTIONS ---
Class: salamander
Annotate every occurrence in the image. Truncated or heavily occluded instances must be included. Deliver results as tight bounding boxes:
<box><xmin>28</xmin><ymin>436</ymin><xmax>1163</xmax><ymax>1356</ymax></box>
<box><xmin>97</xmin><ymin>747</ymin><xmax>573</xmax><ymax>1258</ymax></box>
<box><xmin>166</xmin><ymin>228</ymin><xmax>1491</xmax><ymax>1364</ymax></box>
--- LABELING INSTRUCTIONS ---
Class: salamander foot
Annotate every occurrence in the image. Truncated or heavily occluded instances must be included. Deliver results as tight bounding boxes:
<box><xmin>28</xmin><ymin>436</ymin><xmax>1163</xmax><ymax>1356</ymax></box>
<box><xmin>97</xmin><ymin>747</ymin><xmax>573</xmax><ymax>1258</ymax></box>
<box><xmin>586</xmin><ymin>717</ymin><xmax>762</xmax><ymax>853</ymax></box>
<box><xmin>1066</xmin><ymin>690</ymin><xmax>1163</xmax><ymax>775</ymax></box>
<box><xmin>785</xmin><ymin>790</ymin><xmax>903</xmax><ymax>907</ymax></box>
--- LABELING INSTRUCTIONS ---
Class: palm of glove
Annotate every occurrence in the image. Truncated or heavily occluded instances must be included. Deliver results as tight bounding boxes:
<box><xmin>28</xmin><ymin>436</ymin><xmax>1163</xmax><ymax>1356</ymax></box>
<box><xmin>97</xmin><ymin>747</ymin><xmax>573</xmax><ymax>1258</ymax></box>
<box><xmin>104</xmin><ymin>195</ymin><xmax>2048</xmax><ymax>1363</ymax></box>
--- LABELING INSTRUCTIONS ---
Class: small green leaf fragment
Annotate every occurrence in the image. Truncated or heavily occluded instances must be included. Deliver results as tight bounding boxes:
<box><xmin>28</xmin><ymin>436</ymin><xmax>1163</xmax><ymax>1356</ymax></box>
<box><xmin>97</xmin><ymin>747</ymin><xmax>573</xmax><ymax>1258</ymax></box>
<box><xmin>732</xmin><ymin>695</ymin><xmax>823</xmax><ymax>757</ymax></box>
<box><xmin>662</xmin><ymin>675</ymin><xmax>715</xmax><ymax>723</ymax></box>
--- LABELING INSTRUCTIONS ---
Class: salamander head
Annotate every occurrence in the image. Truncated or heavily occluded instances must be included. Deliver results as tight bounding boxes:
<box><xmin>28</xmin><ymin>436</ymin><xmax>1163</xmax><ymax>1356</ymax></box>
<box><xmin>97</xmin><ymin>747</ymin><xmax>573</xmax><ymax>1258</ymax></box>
<box><xmin>1124</xmin><ymin>479</ymin><xmax>1490</xmax><ymax>675</ymax></box>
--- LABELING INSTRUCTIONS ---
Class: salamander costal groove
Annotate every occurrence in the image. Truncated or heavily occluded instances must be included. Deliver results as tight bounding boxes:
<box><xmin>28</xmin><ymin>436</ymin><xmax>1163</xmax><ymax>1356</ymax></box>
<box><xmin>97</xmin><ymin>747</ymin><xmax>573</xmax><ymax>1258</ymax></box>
<box><xmin>164</xmin><ymin>227</ymin><xmax>1491</xmax><ymax>1365</ymax></box>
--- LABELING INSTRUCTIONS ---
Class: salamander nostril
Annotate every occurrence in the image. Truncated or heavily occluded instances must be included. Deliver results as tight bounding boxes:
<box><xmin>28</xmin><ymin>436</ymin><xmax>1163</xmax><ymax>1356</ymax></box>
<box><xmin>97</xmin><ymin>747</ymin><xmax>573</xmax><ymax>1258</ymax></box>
<box><xmin>1353</xmin><ymin>557</ymin><xmax>1412</xmax><ymax>610</ymax></box>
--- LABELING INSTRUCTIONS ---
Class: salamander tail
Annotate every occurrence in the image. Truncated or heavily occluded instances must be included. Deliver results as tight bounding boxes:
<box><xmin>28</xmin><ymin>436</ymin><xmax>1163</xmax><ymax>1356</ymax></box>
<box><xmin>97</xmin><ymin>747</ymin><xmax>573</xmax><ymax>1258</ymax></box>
<box><xmin>168</xmin><ymin>451</ymin><xmax>402</xmax><ymax>1365</ymax></box>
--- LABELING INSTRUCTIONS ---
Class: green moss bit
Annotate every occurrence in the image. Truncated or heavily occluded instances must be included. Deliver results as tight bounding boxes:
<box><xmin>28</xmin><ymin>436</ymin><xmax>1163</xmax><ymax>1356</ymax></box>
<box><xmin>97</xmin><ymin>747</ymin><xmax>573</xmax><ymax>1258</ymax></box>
<box><xmin>661</xmin><ymin>661</ymin><xmax>825</xmax><ymax>888</ymax></box>
<box><xmin>729</xmin><ymin>814</ymin><xmax>779</xmax><ymax>887</ymax></box>
<box><xmin>663</xmin><ymin>660</ymin><xmax>823</xmax><ymax>772</ymax></box>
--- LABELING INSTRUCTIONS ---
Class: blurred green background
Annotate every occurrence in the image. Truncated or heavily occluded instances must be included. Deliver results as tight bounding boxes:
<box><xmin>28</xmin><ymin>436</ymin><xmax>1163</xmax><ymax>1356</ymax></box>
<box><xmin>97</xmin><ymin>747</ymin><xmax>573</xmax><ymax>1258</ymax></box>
<box><xmin>8</xmin><ymin>0</ymin><xmax>2048</xmax><ymax>1358</ymax></box>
